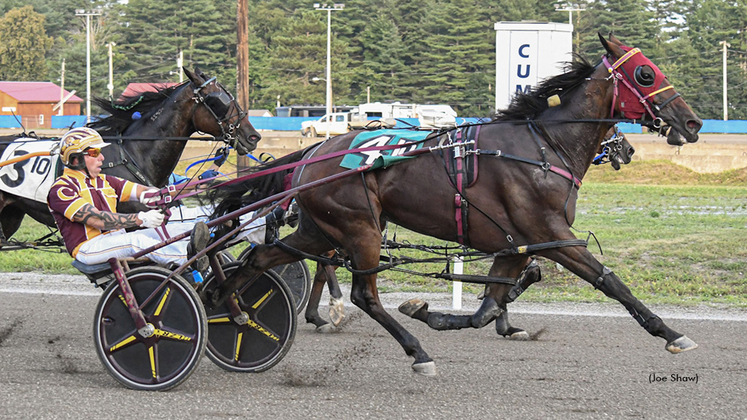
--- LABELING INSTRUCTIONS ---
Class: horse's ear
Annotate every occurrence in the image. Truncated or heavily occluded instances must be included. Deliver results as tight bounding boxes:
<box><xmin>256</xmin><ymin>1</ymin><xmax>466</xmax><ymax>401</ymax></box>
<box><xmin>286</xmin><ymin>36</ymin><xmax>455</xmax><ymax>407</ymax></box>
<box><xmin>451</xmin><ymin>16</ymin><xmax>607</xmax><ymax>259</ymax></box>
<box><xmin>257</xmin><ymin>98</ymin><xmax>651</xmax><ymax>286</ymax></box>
<box><xmin>608</xmin><ymin>32</ymin><xmax>623</xmax><ymax>46</ymax></box>
<box><xmin>183</xmin><ymin>67</ymin><xmax>202</xmax><ymax>86</ymax></box>
<box><xmin>599</xmin><ymin>32</ymin><xmax>624</xmax><ymax>58</ymax></box>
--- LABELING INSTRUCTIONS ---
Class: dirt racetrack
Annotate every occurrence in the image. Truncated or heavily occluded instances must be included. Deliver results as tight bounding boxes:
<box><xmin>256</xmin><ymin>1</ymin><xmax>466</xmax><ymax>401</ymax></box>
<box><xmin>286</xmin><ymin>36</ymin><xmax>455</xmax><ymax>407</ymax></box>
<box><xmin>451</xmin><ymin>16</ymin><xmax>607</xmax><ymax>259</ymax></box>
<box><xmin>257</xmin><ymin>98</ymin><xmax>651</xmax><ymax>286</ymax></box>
<box><xmin>0</xmin><ymin>274</ymin><xmax>745</xmax><ymax>419</ymax></box>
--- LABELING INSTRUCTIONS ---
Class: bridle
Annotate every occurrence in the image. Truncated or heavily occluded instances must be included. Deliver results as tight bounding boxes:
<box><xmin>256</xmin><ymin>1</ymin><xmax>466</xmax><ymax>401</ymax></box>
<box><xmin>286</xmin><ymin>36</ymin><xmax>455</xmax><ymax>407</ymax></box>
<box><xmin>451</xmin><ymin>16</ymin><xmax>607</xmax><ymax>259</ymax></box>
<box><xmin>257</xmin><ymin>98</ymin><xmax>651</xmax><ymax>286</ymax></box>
<box><xmin>602</xmin><ymin>47</ymin><xmax>681</xmax><ymax>130</ymax></box>
<box><xmin>192</xmin><ymin>77</ymin><xmax>248</xmax><ymax>151</ymax></box>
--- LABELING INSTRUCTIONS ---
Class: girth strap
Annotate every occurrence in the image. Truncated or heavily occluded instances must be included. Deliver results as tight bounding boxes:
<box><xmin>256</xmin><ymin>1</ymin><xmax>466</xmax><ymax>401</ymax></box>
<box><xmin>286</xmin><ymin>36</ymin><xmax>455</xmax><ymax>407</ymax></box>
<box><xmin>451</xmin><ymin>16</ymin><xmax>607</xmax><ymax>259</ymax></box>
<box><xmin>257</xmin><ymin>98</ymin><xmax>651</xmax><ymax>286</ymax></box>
<box><xmin>104</xmin><ymin>139</ymin><xmax>155</xmax><ymax>187</ymax></box>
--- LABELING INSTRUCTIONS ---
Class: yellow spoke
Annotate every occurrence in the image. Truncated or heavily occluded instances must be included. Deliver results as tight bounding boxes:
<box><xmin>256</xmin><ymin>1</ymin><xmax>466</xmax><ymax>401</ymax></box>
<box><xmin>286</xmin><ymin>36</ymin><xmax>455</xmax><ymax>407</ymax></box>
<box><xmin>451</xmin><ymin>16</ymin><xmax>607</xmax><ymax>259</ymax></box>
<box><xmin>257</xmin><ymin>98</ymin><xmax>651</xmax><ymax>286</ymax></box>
<box><xmin>208</xmin><ymin>317</ymin><xmax>232</xmax><ymax>324</ymax></box>
<box><xmin>152</xmin><ymin>328</ymin><xmax>193</xmax><ymax>342</ymax></box>
<box><xmin>108</xmin><ymin>334</ymin><xmax>137</xmax><ymax>353</ymax></box>
<box><xmin>235</xmin><ymin>332</ymin><xmax>243</xmax><ymax>361</ymax></box>
<box><xmin>246</xmin><ymin>319</ymin><xmax>279</xmax><ymax>341</ymax></box>
<box><xmin>154</xmin><ymin>287</ymin><xmax>171</xmax><ymax>317</ymax></box>
<box><xmin>251</xmin><ymin>288</ymin><xmax>274</xmax><ymax>309</ymax></box>
<box><xmin>148</xmin><ymin>346</ymin><xmax>156</xmax><ymax>379</ymax></box>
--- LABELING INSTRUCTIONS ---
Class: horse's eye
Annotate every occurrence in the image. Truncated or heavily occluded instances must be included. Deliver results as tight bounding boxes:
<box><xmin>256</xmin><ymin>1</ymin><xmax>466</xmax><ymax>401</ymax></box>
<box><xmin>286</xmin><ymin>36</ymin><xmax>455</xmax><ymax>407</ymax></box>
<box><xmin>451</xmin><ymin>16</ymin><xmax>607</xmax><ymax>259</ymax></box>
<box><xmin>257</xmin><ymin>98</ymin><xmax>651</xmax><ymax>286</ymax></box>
<box><xmin>634</xmin><ymin>65</ymin><xmax>655</xmax><ymax>87</ymax></box>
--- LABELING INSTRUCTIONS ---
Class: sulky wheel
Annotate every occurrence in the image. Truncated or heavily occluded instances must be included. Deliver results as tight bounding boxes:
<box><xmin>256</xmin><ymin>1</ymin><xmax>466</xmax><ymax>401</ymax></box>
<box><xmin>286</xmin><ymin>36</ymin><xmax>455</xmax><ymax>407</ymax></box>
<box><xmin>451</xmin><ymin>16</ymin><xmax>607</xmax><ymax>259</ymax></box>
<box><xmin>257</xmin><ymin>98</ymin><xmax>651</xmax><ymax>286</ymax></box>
<box><xmin>238</xmin><ymin>248</ymin><xmax>311</xmax><ymax>314</ymax></box>
<box><xmin>271</xmin><ymin>261</ymin><xmax>311</xmax><ymax>314</ymax></box>
<box><xmin>203</xmin><ymin>262</ymin><xmax>296</xmax><ymax>373</ymax></box>
<box><xmin>92</xmin><ymin>267</ymin><xmax>207</xmax><ymax>391</ymax></box>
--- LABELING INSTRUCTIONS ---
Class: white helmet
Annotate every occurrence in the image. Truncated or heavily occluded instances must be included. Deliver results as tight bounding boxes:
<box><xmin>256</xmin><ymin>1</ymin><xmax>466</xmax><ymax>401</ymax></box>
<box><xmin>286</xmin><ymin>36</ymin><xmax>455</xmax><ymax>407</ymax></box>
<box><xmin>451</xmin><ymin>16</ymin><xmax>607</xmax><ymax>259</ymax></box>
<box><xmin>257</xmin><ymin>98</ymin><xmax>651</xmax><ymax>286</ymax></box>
<box><xmin>60</xmin><ymin>127</ymin><xmax>109</xmax><ymax>166</ymax></box>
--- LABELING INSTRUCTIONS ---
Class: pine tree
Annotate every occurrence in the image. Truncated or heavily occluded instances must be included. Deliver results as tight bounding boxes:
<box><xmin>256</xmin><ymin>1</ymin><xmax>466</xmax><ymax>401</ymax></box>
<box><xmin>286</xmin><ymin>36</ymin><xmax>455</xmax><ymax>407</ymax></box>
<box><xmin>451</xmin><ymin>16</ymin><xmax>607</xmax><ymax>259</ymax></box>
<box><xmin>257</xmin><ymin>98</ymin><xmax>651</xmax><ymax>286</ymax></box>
<box><xmin>0</xmin><ymin>5</ymin><xmax>53</xmax><ymax>81</ymax></box>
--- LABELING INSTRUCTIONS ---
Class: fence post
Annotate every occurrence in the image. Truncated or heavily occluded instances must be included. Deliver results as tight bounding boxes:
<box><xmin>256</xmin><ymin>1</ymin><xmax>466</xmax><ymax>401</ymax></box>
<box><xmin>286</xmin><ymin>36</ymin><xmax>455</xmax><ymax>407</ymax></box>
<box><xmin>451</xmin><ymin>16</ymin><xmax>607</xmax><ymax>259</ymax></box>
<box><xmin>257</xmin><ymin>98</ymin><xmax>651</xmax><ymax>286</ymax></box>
<box><xmin>452</xmin><ymin>256</ymin><xmax>463</xmax><ymax>310</ymax></box>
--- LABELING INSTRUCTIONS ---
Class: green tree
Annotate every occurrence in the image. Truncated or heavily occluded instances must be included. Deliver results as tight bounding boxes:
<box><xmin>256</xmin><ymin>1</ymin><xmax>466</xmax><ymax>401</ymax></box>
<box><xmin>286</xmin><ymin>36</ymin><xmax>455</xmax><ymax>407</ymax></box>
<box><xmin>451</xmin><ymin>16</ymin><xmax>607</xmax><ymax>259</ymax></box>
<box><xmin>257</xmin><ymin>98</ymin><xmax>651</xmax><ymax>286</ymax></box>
<box><xmin>0</xmin><ymin>5</ymin><xmax>53</xmax><ymax>81</ymax></box>
<box><xmin>259</xmin><ymin>9</ymin><xmax>351</xmax><ymax>109</ymax></box>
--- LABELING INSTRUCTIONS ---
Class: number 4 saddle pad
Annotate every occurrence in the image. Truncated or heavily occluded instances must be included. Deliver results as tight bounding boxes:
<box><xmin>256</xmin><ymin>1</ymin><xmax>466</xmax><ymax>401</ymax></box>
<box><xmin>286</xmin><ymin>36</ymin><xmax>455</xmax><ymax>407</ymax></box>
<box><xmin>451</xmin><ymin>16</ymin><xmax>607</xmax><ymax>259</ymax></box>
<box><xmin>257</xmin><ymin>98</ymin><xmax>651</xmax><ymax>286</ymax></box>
<box><xmin>0</xmin><ymin>138</ymin><xmax>61</xmax><ymax>203</ymax></box>
<box><xmin>339</xmin><ymin>129</ymin><xmax>431</xmax><ymax>170</ymax></box>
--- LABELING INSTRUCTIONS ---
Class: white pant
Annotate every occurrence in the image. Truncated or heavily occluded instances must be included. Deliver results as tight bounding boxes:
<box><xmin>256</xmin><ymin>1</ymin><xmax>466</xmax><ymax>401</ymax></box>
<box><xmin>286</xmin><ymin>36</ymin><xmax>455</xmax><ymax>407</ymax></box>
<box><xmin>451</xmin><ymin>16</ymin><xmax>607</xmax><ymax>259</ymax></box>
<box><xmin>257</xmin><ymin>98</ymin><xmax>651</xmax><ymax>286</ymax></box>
<box><xmin>76</xmin><ymin>223</ymin><xmax>195</xmax><ymax>266</ymax></box>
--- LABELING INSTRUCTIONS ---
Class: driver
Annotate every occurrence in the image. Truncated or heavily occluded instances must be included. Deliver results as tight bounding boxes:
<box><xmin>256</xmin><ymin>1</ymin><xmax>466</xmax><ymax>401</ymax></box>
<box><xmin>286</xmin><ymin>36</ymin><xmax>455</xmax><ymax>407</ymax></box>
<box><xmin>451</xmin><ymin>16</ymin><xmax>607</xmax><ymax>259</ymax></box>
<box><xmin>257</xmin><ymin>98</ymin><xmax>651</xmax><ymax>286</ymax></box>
<box><xmin>47</xmin><ymin>127</ymin><xmax>210</xmax><ymax>274</ymax></box>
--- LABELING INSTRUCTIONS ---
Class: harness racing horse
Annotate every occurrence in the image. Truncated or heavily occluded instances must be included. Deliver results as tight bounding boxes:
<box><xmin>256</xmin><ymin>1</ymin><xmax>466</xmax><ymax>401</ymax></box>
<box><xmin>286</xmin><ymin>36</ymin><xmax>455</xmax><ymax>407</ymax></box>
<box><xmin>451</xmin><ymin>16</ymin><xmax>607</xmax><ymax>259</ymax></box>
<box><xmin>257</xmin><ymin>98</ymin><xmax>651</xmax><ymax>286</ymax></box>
<box><xmin>207</xmin><ymin>34</ymin><xmax>702</xmax><ymax>376</ymax></box>
<box><xmin>300</xmin><ymin>124</ymin><xmax>636</xmax><ymax>333</ymax></box>
<box><xmin>0</xmin><ymin>67</ymin><xmax>260</xmax><ymax>244</ymax></box>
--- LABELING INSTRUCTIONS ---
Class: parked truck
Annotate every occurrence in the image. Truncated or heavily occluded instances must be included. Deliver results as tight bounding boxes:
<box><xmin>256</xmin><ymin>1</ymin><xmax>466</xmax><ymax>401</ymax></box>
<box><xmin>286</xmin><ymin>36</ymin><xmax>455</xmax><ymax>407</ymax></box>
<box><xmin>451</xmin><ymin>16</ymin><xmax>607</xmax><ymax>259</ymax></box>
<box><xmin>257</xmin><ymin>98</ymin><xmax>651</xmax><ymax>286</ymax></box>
<box><xmin>300</xmin><ymin>102</ymin><xmax>457</xmax><ymax>137</ymax></box>
<box><xmin>300</xmin><ymin>111</ymin><xmax>392</xmax><ymax>137</ymax></box>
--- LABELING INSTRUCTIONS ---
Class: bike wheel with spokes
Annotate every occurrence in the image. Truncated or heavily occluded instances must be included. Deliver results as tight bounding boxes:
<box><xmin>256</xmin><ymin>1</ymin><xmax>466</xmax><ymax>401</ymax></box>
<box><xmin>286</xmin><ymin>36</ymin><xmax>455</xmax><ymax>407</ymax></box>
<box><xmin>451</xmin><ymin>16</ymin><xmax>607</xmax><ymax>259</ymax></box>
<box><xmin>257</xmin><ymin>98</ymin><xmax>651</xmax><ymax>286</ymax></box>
<box><xmin>203</xmin><ymin>262</ymin><xmax>296</xmax><ymax>373</ymax></box>
<box><xmin>238</xmin><ymin>248</ymin><xmax>311</xmax><ymax>314</ymax></box>
<box><xmin>93</xmin><ymin>267</ymin><xmax>207</xmax><ymax>391</ymax></box>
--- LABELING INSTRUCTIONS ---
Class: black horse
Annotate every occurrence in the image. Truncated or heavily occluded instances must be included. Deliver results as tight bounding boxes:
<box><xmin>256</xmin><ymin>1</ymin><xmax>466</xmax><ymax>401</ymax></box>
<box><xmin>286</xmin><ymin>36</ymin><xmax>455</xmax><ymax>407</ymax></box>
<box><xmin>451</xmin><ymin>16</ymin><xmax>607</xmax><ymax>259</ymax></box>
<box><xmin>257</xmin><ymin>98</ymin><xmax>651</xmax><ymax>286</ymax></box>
<box><xmin>0</xmin><ymin>67</ymin><xmax>260</xmax><ymax>243</ymax></box>
<box><xmin>208</xmin><ymin>34</ymin><xmax>702</xmax><ymax>376</ymax></box>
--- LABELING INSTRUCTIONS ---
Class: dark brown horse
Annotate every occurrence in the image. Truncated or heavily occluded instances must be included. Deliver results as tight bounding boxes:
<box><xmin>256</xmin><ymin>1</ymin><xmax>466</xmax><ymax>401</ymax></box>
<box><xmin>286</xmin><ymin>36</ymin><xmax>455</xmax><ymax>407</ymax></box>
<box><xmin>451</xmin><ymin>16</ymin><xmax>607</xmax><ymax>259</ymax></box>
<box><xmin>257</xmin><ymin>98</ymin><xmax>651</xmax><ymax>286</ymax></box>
<box><xmin>0</xmin><ymin>67</ymin><xmax>260</xmax><ymax>243</ymax></box>
<box><xmin>207</xmin><ymin>34</ymin><xmax>702</xmax><ymax>375</ymax></box>
<box><xmin>301</xmin><ymin>124</ymin><xmax>637</xmax><ymax>333</ymax></box>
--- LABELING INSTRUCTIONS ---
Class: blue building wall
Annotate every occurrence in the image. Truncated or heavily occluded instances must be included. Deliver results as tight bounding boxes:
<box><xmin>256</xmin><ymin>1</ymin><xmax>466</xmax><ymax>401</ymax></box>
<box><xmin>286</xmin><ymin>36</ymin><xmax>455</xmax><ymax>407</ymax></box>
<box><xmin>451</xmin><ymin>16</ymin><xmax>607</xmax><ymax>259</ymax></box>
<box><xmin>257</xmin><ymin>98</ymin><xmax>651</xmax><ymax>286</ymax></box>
<box><xmin>2</xmin><ymin>116</ymin><xmax>747</xmax><ymax>134</ymax></box>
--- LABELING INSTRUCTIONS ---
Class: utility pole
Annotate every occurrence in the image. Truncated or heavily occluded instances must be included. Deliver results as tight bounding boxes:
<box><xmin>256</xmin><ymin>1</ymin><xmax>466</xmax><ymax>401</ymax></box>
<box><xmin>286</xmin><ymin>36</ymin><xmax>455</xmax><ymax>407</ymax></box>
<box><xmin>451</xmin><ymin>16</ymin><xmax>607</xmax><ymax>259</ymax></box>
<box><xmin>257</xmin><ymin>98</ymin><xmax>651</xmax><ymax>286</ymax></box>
<box><xmin>107</xmin><ymin>42</ymin><xmax>115</xmax><ymax>99</ymax></box>
<box><xmin>59</xmin><ymin>59</ymin><xmax>66</xmax><ymax>116</ymax></box>
<box><xmin>236</xmin><ymin>0</ymin><xmax>250</xmax><ymax>171</ymax></box>
<box><xmin>720</xmin><ymin>40</ymin><xmax>730</xmax><ymax>121</ymax></box>
<box><xmin>176</xmin><ymin>50</ymin><xmax>184</xmax><ymax>82</ymax></box>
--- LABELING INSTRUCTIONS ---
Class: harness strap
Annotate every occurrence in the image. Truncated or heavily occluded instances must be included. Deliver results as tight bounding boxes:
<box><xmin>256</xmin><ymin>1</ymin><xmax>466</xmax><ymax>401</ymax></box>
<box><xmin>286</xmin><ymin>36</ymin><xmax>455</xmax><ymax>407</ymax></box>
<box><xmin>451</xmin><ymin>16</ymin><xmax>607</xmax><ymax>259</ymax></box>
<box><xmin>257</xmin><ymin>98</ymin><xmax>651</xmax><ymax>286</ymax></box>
<box><xmin>493</xmin><ymin>238</ymin><xmax>588</xmax><ymax>257</ymax></box>
<box><xmin>104</xmin><ymin>139</ymin><xmax>155</xmax><ymax>186</ymax></box>
<box><xmin>478</xmin><ymin>150</ymin><xmax>582</xmax><ymax>188</ymax></box>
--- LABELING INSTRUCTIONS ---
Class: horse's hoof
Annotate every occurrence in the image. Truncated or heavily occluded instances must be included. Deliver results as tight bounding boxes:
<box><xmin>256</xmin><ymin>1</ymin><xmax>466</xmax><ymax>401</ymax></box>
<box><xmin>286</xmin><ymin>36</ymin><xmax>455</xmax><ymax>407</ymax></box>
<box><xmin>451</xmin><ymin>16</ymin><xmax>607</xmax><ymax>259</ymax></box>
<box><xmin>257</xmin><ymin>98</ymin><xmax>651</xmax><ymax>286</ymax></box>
<box><xmin>503</xmin><ymin>329</ymin><xmax>530</xmax><ymax>341</ymax></box>
<box><xmin>666</xmin><ymin>335</ymin><xmax>698</xmax><ymax>353</ymax></box>
<box><xmin>411</xmin><ymin>361</ymin><xmax>437</xmax><ymax>377</ymax></box>
<box><xmin>329</xmin><ymin>297</ymin><xmax>345</xmax><ymax>326</ymax></box>
<box><xmin>398</xmin><ymin>298</ymin><xmax>428</xmax><ymax>318</ymax></box>
<box><xmin>315</xmin><ymin>323</ymin><xmax>337</xmax><ymax>334</ymax></box>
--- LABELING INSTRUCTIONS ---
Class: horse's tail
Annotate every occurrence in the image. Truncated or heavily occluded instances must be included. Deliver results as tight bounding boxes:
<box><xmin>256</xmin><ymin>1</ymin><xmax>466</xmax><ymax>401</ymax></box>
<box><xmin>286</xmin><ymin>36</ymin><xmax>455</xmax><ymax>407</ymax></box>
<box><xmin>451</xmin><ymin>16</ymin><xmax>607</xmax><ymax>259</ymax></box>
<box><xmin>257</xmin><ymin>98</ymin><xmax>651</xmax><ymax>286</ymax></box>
<box><xmin>208</xmin><ymin>142</ymin><xmax>320</xmax><ymax>218</ymax></box>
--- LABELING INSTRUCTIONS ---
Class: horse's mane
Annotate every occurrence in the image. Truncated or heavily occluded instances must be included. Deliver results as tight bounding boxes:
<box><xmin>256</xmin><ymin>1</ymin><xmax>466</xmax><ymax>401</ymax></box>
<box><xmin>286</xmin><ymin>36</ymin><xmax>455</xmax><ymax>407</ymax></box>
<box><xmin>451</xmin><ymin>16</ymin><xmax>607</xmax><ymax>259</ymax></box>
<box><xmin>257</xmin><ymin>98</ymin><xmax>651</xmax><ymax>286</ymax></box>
<box><xmin>88</xmin><ymin>82</ymin><xmax>189</xmax><ymax>135</ymax></box>
<box><xmin>495</xmin><ymin>55</ymin><xmax>596</xmax><ymax>121</ymax></box>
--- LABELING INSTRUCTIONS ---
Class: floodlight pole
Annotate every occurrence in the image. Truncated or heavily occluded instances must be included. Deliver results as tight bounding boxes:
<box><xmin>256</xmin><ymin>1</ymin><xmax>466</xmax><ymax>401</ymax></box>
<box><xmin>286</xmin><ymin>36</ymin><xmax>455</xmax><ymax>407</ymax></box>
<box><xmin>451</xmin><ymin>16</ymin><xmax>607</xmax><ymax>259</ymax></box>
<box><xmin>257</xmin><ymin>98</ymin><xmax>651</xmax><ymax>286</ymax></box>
<box><xmin>314</xmin><ymin>3</ymin><xmax>344</xmax><ymax>139</ymax></box>
<box><xmin>75</xmin><ymin>9</ymin><xmax>102</xmax><ymax>123</ymax></box>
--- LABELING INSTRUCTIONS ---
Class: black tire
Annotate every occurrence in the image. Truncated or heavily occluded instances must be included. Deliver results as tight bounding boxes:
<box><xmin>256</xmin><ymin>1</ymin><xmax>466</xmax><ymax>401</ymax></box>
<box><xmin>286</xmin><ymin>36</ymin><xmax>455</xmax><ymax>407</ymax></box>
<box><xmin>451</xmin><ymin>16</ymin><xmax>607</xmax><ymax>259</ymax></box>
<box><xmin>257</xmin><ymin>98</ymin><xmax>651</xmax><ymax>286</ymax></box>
<box><xmin>203</xmin><ymin>262</ymin><xmax>296</xmax><ymax>373</ymax></box>
<box><xmin>93</xmin><ymin>267</ymin><xmax>207</xmax><ymax>391</ymax></box>
<box><xmin>238</xmin><ymin>247</ymin><xmax>311</xmax><ymax>314</ymax></box>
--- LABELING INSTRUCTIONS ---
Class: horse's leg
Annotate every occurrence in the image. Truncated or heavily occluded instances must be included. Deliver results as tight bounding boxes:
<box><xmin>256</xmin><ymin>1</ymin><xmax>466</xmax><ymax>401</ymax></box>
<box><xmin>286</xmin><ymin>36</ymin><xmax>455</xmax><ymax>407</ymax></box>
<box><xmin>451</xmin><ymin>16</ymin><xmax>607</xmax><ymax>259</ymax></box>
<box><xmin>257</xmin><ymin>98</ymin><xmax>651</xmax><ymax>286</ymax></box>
<box><xmin>543</xmin><ymin>244</ymin><xmax>697</xmax><ymax>353</ymax></box>
<box><xmin>347</xmin><ymin>235</ymin><xmax>436</xmax><ymax>376</ymax></box>
<box><xmin>304</xmin><ymin>262</ymin><xmax>331</xmax><ymax>329</ymax></box>
<box><xmin>494</xmin><ymin>258</ymin><xmax>543</xmax><ymax>339</ymax></box>
<box><xmin>0</xmin><ymin>204</ymin><xmax>26</xmax><ymax>245</ymax></box>
<box><xmin>304</xmin><ymin>260</ymin><xmax>344</xmax><ymax>332</ymax></box>
<box><xmin>399</xmin><ymin>256</ymin><xmax>535</xmax><ymax>333</ymax></box>
<box><xmin>325</xmin><ymin>263</ymin><xmax>345</xmax><ymax>326</ymax></box>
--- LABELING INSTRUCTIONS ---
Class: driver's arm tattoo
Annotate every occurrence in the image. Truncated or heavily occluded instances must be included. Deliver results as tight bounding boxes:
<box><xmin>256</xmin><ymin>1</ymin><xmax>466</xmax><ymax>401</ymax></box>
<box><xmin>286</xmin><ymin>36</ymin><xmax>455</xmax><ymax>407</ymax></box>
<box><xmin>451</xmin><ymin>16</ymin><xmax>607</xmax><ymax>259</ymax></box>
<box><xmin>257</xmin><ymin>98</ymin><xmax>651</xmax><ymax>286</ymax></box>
<box><xmin>72</xmin><ymin>203</ymin><xmax>140</xmax><ymax>230</ymax></box>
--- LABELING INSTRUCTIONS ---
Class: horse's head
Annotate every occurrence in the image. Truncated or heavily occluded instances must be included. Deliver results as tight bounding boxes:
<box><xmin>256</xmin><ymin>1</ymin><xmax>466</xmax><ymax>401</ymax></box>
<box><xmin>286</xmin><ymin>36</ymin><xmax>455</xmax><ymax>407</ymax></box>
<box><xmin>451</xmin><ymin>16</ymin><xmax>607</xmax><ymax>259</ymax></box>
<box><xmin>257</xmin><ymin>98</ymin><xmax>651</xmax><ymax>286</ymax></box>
<box><xmin>599</xmin><ymin>33</ymin><xmax>701</xmax><ymax>144</ymax></box>
<box><xmin>184</xmin><ymin>67</ymin><xmax>261</xmax><ymax>155</ymax></box>
<box><xmin>594</xmin><ymin>126</ymin><xmax>635</xmax><ymax>170</ymax></box>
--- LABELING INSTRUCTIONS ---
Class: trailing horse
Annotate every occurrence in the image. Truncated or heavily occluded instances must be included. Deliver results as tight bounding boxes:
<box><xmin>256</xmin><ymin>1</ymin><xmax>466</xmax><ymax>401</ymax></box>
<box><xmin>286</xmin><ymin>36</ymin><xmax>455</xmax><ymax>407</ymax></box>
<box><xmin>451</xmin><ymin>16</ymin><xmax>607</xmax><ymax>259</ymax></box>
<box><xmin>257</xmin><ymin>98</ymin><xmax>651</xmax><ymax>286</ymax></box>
<box><xmin>0</xmin><ymin>67</ymin><xmax>260</xmax><ymax>245</ymax></box>
<box><xmin>207</xmin><ymin>34</ymin><xmax>702</xmax><ymax>376</ymax></box>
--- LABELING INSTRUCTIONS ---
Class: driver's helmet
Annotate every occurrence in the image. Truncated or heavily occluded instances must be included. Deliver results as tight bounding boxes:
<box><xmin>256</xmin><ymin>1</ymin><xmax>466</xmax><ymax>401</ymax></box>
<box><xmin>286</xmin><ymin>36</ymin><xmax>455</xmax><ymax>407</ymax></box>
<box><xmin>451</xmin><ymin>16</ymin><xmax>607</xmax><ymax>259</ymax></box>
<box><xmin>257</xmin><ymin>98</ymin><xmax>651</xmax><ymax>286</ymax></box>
<box><xmin>60</xmin><ymin>127</ymin><xmax>109</xmax><ymax>166</ymax></box>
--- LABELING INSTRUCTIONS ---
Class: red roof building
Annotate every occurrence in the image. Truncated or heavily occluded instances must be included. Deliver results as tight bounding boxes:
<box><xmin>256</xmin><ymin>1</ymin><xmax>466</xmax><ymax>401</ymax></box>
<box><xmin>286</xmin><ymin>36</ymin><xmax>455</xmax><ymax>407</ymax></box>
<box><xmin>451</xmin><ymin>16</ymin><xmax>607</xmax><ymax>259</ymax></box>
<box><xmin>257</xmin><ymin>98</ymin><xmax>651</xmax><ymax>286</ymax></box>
<box><xmin>0</xmin><ymin>81</ymin><xmax>83</xmax><ymax>128</ymax></box>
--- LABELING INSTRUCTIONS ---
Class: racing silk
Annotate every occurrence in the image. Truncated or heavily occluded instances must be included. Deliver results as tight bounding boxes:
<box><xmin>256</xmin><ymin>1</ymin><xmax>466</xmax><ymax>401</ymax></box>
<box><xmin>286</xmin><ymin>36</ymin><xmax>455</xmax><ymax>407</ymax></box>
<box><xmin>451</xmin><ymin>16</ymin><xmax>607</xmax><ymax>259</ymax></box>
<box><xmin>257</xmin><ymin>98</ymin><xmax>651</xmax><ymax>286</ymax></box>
<box><xmin>47</xmin><ymin>168</ymin><xmax>137</xmax><ymax>257</ymax></box>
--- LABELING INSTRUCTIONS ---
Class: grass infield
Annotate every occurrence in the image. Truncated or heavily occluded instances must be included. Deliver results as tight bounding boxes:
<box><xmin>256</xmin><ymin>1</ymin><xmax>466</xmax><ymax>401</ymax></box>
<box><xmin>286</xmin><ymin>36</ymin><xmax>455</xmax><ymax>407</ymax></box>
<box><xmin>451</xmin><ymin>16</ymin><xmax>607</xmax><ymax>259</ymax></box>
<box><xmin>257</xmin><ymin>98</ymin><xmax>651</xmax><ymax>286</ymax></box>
<box><xmin>1</xmin><ymin>160</ymin><xmax>745</xmax><ymax>307</ymax></box>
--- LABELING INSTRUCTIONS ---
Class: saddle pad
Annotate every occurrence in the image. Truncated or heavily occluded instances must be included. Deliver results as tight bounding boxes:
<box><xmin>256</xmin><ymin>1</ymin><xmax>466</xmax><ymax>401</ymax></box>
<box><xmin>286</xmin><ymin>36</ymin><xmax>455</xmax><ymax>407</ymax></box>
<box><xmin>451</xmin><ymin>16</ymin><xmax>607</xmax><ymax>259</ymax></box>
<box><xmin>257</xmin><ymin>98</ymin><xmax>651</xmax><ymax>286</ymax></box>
<box><xmin>0</xmin><ymin>138</ymin><xmax>61</xmax><ymax>203</ymax></box>
<box><xmin>339</xmin><ymin>130</ymin><xmax>431</xmax><ymax>170</ymax></box>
